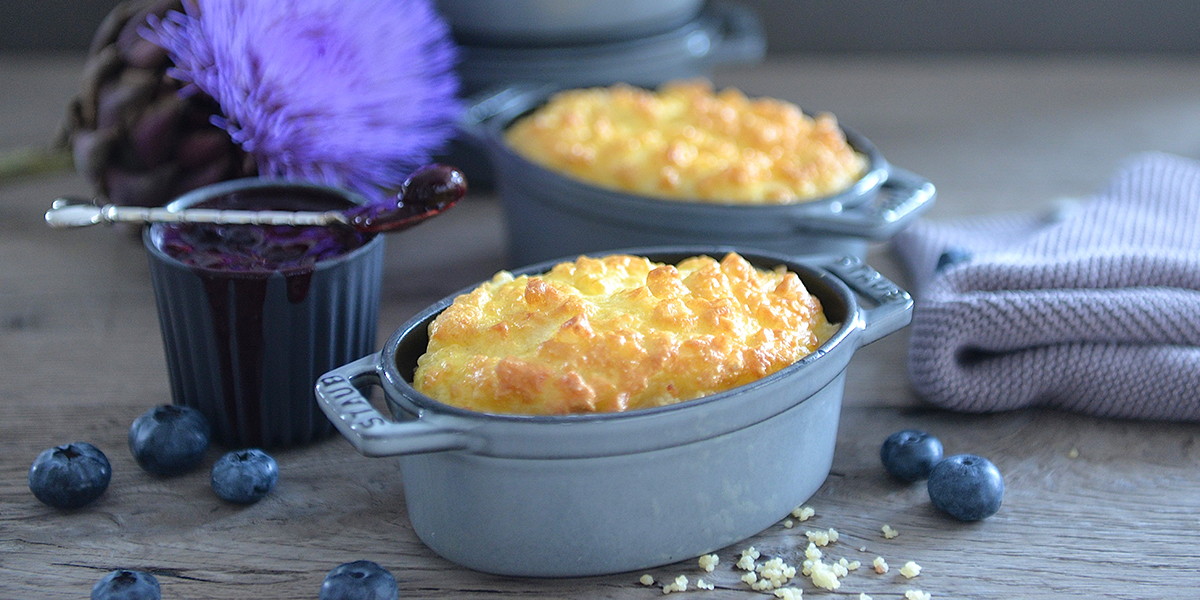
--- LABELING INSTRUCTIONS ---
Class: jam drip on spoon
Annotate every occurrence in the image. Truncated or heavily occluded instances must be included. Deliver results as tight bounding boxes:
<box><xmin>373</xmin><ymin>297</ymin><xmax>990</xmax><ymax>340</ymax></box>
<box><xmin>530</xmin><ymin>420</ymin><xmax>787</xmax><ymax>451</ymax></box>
<box><xmin>343</xmin><ymin>164</ymin><xmax>467</xmax><ymax>233</ymax></box>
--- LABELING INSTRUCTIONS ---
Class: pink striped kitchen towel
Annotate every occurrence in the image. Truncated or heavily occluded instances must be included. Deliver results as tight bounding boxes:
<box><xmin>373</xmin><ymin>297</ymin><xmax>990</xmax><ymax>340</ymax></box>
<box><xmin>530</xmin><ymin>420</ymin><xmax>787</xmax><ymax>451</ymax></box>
<box><xmin>891</xmin><ymin>152</ymin><xmax>1200</xmax><ymax>420</ymax></box>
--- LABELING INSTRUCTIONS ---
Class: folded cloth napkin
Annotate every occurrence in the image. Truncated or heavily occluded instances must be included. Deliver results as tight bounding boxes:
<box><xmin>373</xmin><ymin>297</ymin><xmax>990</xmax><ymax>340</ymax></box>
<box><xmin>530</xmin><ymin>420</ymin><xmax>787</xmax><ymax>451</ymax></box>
<box><xmin>891</xmin><ymin>152</ymin><xmax>1200</xmax><ymax>421</ymax></box>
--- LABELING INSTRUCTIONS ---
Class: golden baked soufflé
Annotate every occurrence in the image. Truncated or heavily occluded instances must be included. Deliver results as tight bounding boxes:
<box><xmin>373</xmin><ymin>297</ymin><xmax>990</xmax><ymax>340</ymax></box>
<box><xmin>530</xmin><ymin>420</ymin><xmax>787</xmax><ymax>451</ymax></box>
<box><xmin>413</xmin><ymin>253</ymin><xmax>838</xmax><ymax>415</ymax></box>
<box><xmin>503</xmin><ymin>80</ymin><xmax>867</xmax><ymax>204</ymax></box>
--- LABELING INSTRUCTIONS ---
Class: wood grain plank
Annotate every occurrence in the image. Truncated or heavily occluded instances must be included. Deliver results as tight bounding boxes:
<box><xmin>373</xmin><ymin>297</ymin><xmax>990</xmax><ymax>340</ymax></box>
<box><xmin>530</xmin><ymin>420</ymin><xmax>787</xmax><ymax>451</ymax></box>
<box><xmin>4</xmin><ymin>54</ymin><xmax>1200</xmax><ymax>599</ymax></box>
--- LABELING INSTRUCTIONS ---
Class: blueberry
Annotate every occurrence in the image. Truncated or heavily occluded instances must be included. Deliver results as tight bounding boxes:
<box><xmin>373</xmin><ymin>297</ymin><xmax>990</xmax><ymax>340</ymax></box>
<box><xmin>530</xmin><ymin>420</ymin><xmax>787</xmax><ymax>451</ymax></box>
<box><xmin>927</xmin><ymin>454</ymin><xmax>1004</xmax><ymax>521</ymax></box>
<box><xmin>320</xmin><ymin>560</ymin><xmax>399</xmax><ymax>600</ymax></box>
<box><xmin>129</xmin><ymin>405</ymin><xmax>211</xmax><ymax>476</ymax></box>
<box><xmin>211</xmin><ymin>449</ymin><xmax>278</xmax><ymax>504</ymax></box>
<box><xmin>28</xmin><ymin>442</ymin><xmax>112</xmax><ymax>509</ymax></box>
<box><xmin>880</xmin><ymin>429</ymin><xmax>943</xmax><ymax>482</ymax></box>
<box><xmin>91</xmin><ymin>570</ymin><xmax>161</xmax><ymax>600</ymax></box>
<box><xmin>935</xmin><ymin>247</ymin><xmax>973</xmax><ymax>272</ymax></box>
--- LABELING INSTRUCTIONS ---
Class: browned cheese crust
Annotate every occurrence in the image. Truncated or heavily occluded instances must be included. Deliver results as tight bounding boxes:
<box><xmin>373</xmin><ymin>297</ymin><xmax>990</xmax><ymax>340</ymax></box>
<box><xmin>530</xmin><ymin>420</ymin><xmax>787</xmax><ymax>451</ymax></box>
<box><xmin>504</xmin><ymin>80</ymin><xmax>867</xmax><ymax>204</ymax></box>
<box><xmin>413</xmin><ymin>253</ymin><xmax>837</xmax><ymax>415</ymax></box>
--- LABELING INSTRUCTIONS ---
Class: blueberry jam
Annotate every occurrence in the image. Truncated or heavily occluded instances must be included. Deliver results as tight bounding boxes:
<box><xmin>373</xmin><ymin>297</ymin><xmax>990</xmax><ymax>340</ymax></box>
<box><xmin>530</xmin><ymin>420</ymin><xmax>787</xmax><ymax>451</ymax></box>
<box><xmin>158</xmin><ymin>223</ymin><xmax>365</xmax><ymax>273</ymax></box>
<box><xmin>148</xmin><ymin>185</ymin><xmax>376</xmax><ymax>447</ymax></box>
<box><xmin>153</xmin><ymin>187</ymin><xmax>371</xmax><ymax>279</ymax></box>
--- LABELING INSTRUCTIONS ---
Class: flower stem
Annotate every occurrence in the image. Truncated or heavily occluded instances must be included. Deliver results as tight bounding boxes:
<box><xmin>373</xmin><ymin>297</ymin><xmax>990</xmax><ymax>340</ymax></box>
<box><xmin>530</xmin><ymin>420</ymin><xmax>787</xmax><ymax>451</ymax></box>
<box><xmin>0</xmin><ymin>146</ymin><xmax>74</xmax><ymax>185</ymax></box>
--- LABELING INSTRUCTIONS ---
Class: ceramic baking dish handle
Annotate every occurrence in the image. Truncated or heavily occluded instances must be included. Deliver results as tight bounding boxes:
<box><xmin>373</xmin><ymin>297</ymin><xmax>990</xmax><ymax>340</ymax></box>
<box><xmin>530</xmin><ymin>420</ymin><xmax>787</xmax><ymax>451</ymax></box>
<box><xmin>457</xmin><ymin>83</ymin><xmax>558</xmax><ymax>149</ymax></box>
<box><xmin>315</xmin><ymin>354</ymin><xmax>475</xmax><ymax>457</ymax></box>
<box><xmin>823</xmin><ymin>255</ymin><xmax>913</xmax><ymax>347</ymax></box>
<box><xmin>793</xmin><ymin>167</ymin><xmax>936</xmax><ymax>239</ymax></box>
<box><xmin>703</xmin><ymin>2</ymin><xmax>767</xmax><ymax>67</ymax></box>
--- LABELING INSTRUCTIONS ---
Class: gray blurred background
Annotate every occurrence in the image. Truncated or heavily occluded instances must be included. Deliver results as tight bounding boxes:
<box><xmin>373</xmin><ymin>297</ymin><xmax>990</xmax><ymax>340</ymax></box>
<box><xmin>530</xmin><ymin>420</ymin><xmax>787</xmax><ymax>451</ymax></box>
<box><xmin>2</xmin><ymin>0</ymin><xmax>1198</xmax><ymax>53</ymax></box>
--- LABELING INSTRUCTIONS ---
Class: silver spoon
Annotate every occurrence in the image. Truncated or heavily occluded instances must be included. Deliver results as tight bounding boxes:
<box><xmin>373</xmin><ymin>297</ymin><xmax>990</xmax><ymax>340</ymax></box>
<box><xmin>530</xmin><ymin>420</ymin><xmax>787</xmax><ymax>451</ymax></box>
<box><xmin>45</xmin><ymin>199</ymin><xmax>351</xmax><ymax>228</ymax></box>
<box><xmin>45</xmin><ymin>164</ymin><xmax>466</xmax><ymax>234</ymax></box>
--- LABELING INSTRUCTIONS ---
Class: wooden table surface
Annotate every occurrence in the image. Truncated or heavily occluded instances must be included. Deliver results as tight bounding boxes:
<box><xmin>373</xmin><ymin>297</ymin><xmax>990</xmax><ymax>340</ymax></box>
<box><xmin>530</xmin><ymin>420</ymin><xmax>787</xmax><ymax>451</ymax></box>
<box><xmin>3</xmin><ymin>53</ymin><xmax>1200</xmax><ymax>599</ymax></box>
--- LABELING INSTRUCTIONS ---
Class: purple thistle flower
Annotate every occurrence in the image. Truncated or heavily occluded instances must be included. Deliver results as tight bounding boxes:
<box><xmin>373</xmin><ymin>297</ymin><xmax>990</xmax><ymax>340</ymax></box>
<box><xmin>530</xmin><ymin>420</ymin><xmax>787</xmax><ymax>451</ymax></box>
<box><xmin>142</xmin><ymin>0</ymin><xmax>461</xmax><ymax>201</ymax></box>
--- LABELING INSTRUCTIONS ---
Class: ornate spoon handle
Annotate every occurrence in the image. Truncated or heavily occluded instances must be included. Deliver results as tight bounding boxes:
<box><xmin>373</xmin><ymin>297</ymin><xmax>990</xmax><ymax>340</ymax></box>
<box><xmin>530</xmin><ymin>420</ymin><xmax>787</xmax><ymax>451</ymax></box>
<box><xmin>45</xmin><ymin>198</ymin><xmax>349</xmax><ymax>229</ymax></box>
<box><xmin>45</xmin><ymin>165</ymin><xmax>465</xmax><ymax>233</ymax></box>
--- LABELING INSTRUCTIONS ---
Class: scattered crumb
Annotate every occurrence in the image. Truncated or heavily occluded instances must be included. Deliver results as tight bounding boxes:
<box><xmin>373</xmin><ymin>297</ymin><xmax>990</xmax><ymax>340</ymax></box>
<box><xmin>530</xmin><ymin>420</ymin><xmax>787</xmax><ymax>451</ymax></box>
<box><xmin>807</xmin><ymin>560</ymin><xmax>842</xmax><ymax>591</ymax></box>
<box><xmin>805</xmin><ymin>527</ymin><xmax>840</xmax><ymax>546</ymax></box>
<box><xmin>639</xmin><ymin>574</ymin><xmax>655</xmax><ymax>586</ymax></box>
<box><xmin>1068</xmin><ymin>448</ymin><xmax>1080</xmax><ymax>459</ymax></box>
<box><xmin>774</xmin><ymin>587</ymin><xmax>804</xmax><ymax>600</ymax></box>
<box><xmin>873</xmin><ymin>556</ymin><xmax>889</xmax><ymax>574</ymax></box>
<box><xmin>699</xmin><ymin>554</ymin><xmax>719</xmax><ymax>572</ymax></box>
<box><xmin>791</xmin><ymin>505</ymin><xmax>816</xmax><ymax>521</ymax></box>
<box><xmin>728</xmin><ymin>513</ymin><xmax>930</xmax><ymax>599</ymax></box>
<box><xmin>737</xmin><ymin>547</ymin><xmax>761</xmax><ymax>571</ymax></box>
<box><xmin>695</xmin><ymin>578</ymin><xmax>715</xmax><ymax>591</ymax></box>
<box><xmin>900</xmin><ymin>561</ymin><xmax>922</xmax><ymax>578</ymax></box>
<box><xmin>799</xmin><ymin>541</ymin><xmax>849</xmax><ymax>592</ymax></box>
<box><xmin>752</xmin><ymin>557</ymin><xmax>798</xmax><ymax>591</ymax></box>
<box><xmin>662</xmin><ymin>575</ymin><xmax>688</xmax><ymax>594</ymax></box>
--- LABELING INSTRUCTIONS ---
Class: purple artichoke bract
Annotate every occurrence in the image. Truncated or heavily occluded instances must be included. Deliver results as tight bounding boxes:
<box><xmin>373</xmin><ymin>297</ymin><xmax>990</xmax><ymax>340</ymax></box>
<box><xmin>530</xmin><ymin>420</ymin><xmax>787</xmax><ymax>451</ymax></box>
<box><xmin>62</xmin><ymin>0</ymin><xmax>252</xmax><ymax>207</ymax></box>
<box><xmin>141</xmin><ymin>0</ymin><xmax>462</xmax><ymax>203</ymax></box>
